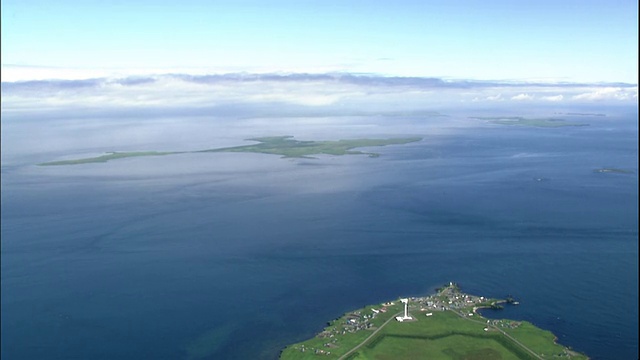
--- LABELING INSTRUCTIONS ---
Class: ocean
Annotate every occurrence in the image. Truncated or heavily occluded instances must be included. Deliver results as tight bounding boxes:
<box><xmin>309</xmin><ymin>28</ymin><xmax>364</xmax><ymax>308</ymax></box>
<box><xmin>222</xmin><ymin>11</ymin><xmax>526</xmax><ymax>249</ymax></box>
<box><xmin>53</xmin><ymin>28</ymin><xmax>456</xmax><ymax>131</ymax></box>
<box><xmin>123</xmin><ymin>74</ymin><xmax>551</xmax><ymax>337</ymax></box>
<box><xmin>1</xmin><ymin>107</ymin><xmax>638</xmax><ymax>359</ymax></box>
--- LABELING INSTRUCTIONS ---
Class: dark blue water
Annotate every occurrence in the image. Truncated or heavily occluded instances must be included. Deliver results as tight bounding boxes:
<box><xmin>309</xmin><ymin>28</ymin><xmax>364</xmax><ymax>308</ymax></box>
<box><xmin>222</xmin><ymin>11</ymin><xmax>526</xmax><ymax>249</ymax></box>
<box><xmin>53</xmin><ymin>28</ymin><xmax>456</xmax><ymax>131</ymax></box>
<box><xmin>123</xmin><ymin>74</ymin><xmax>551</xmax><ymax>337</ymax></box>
<box><xmin>2</xmin><ymin>110</ymin><xmax>638</xmax><ymax>359</ymax></box>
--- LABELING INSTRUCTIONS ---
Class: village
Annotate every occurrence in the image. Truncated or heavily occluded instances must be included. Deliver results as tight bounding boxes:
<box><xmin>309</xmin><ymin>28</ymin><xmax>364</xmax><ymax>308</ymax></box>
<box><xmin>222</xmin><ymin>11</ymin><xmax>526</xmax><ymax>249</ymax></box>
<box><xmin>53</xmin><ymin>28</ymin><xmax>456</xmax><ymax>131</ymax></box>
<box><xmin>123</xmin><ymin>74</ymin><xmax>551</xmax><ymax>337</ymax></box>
<box><xmin>413</xmin><ymin>282</ymin><xmax>493</xmax><ymax>313</ymax></box>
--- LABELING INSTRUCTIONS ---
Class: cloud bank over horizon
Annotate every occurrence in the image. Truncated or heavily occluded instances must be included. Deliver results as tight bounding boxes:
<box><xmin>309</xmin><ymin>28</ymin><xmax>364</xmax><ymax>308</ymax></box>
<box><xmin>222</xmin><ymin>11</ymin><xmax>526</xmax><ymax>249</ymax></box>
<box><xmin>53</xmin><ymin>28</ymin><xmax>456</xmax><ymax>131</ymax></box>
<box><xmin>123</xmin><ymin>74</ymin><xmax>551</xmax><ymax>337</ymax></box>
<box><xmin>2</xmin><ymin>71</ymin><xmax>637</xmax><ymax>117</ymax></box>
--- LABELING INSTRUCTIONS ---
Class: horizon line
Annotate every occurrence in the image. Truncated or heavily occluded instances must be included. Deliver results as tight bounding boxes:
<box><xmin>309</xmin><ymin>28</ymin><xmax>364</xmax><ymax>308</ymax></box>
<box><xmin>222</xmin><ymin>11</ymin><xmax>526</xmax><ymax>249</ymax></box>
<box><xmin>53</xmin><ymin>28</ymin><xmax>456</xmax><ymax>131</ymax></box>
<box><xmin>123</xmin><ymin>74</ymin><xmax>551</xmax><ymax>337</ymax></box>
<box><xmin>1</xmin><ymin>67</ymin><xmax>637</xmax><ymax>88</ymax></box>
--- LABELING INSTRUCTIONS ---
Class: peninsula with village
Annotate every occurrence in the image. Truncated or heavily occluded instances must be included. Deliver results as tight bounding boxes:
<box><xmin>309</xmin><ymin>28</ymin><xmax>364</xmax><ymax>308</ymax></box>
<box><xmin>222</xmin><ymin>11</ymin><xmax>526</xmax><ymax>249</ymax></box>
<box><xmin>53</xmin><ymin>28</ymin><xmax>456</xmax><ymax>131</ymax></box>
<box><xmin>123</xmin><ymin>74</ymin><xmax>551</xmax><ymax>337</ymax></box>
<box><xmin>280</xmin><ymin>283</ymin><xmax>588</xmax><ymax>360</ymax></box>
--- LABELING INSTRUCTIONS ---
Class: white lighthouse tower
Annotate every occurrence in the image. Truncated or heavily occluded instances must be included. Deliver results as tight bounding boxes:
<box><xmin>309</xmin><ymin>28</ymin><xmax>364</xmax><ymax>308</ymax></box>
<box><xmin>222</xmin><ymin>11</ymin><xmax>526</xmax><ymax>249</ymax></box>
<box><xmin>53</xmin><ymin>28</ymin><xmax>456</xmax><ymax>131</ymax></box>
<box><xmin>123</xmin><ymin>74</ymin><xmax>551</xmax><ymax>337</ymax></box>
<box><xmin>395</xmin><ymin>298</ymin><xmax>413</xmax><ymax>322</ymax></box>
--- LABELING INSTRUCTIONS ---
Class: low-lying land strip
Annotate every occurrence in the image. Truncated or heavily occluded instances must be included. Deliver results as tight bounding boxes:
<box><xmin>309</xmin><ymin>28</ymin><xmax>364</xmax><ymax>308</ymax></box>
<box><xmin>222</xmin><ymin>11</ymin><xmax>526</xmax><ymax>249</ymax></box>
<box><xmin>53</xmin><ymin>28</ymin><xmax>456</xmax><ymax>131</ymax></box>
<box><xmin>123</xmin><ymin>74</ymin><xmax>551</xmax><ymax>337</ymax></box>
<box><xmin>593</xmin><ymin>168</ymin><xmax>634</xmax><ymax>174</ymax></box>
<box><xmin>470</xmin><ymin>116</ymin><xmax>589</xmax><ymax>127</ymax></box>
<box><xmin>38</xmin><ymin>136</ymin><xmax>422</xmax><ymax>166</ymax></box>
<box><xmin>279</xmin><ymin>283</ymin><xmax>588</xmax><ymax>360</ymax></box>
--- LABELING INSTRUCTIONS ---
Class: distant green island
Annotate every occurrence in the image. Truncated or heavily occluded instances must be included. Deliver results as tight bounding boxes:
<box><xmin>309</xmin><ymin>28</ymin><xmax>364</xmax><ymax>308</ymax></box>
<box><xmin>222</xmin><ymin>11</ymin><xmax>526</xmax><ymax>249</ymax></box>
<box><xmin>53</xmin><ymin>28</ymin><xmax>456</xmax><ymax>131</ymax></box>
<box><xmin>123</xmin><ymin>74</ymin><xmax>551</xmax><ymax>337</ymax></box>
<box><xmin>555</xmin><ymin>112</ymin><xmax>606</xmax><ymax>117</ymax></box>
<box><xmin>38</xmin><ymin>136</ymin><xmax>422</xmax><ymax>166</ymax></box>
<box><xmin>470</xmin><ymin>116</ymin><xmax>589</xmax><ymax>128</ymax></box>
<box><xmin>280</xmin><ymin>283</ymin><xmax>587</xmax><ymax>360</ymax></box>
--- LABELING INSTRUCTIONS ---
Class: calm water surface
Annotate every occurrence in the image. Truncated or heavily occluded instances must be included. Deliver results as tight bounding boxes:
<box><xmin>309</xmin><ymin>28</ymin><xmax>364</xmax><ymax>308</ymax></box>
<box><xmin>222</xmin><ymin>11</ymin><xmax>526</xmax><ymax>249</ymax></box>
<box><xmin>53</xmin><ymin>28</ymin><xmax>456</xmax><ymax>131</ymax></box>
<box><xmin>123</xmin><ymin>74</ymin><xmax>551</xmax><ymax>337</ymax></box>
<box><xmin>2</xmin><ymin>111</ymin><xmax>638</xmax><ymax>359</ymax></box>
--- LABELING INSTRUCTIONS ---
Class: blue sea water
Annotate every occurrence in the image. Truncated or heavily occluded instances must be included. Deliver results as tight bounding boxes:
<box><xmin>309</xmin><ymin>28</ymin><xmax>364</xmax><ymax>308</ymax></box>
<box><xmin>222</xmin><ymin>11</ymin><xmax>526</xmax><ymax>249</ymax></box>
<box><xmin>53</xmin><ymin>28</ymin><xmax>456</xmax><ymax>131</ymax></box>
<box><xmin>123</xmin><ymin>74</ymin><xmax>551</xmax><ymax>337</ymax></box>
<box><xmin>1</xmin><ymin>109</ymin><xmax>638</xmax><ymax>359</ymax></box>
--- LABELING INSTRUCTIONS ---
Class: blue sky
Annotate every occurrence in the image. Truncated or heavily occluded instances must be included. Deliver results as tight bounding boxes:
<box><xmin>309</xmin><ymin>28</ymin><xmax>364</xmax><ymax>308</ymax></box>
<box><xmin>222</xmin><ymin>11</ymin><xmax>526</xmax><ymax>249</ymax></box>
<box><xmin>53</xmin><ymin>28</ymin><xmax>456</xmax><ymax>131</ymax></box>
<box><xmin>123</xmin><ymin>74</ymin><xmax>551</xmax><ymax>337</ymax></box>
<box><xmin>1</xmin><ymin>0</ymin><xmax>638</xmax><ymax>82</ymax></box>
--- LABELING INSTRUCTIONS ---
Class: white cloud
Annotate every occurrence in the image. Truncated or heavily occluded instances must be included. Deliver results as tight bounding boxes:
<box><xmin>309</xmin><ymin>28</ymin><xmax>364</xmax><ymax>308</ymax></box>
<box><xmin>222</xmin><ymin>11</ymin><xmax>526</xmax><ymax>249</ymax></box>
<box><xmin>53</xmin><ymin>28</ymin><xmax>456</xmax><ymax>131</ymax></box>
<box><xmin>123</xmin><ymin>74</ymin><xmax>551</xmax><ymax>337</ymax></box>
<box><xmin>1</xmin><ymin>65</ymin><xmax>160</xmax><ymax>82</ymax></box>
<box><xmin>3</xmin><ymin>73</ymin><xmax>637</xmax><ymax>115</ymax></box>
<box><xmin>511</xmin><ymin>93</ymin><xmax>534</xmax><ymax>101</ymax></box>
<box><xmin>540</xmin><ymin>95</ymin><xmax>564</xmax><ymax>102</ymax></box>
<box><xmin>572</xmin><ymin>87</ymin><xmax>637</xmax><ymax>101</ymax></box>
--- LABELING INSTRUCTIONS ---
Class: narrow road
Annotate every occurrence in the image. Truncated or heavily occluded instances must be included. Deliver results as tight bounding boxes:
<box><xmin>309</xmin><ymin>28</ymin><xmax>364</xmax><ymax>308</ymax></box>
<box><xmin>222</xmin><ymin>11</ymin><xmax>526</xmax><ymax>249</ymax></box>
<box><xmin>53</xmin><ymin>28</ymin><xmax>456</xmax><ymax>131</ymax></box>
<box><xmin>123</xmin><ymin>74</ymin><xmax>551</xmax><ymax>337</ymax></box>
<box><xmin>337</xmin><ymin>312</ymin><xmax>403</xmax><ymax>360</ymax></box>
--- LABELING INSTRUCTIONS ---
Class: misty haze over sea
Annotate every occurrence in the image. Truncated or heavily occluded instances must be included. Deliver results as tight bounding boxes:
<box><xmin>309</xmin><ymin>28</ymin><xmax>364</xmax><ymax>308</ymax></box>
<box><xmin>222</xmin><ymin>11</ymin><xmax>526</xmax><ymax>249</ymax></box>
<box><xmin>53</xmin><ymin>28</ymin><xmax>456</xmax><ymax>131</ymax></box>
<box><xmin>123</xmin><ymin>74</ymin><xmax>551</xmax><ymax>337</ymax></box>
<box><xmin>1</xmin><ymin>75</ymin><xmax>638</xmax><ymax>359</ymax></box>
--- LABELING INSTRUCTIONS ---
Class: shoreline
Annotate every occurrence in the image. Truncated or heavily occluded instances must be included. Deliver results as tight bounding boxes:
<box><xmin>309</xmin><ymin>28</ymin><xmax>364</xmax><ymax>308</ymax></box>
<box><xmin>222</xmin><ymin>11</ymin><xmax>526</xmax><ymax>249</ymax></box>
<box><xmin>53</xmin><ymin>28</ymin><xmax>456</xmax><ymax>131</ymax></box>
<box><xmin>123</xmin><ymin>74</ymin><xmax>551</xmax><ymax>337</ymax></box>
<box><xmin>280</xmin><ymin>283</ymin><xmax>589</xmax><ymax>359</ymax></box>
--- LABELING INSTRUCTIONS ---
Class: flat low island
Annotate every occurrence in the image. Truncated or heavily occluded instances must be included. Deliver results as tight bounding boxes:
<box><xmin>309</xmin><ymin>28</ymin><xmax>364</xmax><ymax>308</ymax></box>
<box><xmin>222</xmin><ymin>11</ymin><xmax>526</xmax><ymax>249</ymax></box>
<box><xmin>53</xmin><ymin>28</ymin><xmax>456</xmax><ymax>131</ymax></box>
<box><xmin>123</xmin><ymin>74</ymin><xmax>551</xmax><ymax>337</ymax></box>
<box><xmin>38</xmin><ymin>136</ymin><xmax>422</xmax><ymax>166</ymax></box>
<box><xmin>469</xmin><ymin>116</ymin><xmax>589</xmax><ymax>128</ymax></box>
<box><xmin>280</xmin><ymin>283</ymin><xmax>587</xmax><ymax>360</ymax></box>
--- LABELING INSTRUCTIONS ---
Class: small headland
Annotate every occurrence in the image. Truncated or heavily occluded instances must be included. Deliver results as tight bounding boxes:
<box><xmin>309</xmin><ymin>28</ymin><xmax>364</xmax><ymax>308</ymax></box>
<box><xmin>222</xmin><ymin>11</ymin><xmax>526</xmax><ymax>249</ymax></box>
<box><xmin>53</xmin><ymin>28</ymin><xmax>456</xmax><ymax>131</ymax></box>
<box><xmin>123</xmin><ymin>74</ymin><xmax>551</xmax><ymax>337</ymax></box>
<box><xmin>280</xmin><ymin>282</ymin><xmax>588</xmax><ymax>360</ymax></box>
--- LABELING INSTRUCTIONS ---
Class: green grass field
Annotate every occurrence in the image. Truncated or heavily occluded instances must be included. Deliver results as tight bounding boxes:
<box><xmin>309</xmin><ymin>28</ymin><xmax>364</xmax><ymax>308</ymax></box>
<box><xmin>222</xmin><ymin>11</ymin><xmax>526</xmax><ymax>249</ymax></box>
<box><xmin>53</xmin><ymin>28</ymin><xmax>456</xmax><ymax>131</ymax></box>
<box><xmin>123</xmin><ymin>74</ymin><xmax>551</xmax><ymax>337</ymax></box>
<box><xmin>359</xmin><ymin>333</ymin><xmax>521</xmax><ymax>360</ymax></box>
<box><xmin>37</xmin><ymin>136</ymin><xmax>422</xmax><ymax>166</ymax></box>
<box><xmin>352</xmin><ymin>312</ymin><xmax>539</xmax><ymax>360</ymax></box>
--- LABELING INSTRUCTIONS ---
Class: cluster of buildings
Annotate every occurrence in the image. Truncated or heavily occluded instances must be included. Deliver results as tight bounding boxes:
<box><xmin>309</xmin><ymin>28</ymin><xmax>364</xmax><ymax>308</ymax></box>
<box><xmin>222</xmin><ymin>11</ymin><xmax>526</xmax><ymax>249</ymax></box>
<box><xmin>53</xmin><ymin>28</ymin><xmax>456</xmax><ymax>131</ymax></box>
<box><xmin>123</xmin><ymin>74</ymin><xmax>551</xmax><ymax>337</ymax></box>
<box><xmin>318</xmin><ymin>310</ymin><xmax>377</xmax><ymax>340</ymax></box>
<box><xmin>290</xmin><ymin>344</ymin><xmax>332</xmax><ymax>356</ymax></box>
<box><xmin>486</xmin><ymin>319</ymin><xmax>522</xmax><ymax>329</ymax></box>
<box><xmin>413</xmin><ymin>283</ymin><xmax>492</xmax><ymax>313</ymax></box>
<box><xmin>291</xmin><ymin>310</ymin><xmax>380</xmax><ymax>355</ymax></box>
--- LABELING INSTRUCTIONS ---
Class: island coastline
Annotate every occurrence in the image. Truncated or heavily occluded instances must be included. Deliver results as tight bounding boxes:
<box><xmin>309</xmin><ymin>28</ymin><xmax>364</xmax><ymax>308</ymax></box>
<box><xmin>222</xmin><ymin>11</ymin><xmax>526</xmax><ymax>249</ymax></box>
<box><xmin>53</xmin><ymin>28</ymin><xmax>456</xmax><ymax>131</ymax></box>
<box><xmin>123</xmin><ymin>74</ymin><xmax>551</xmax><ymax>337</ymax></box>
<box><xmin>280</xmin><ymin>283</ymin><xmax>588</xmax><ymax>360</ymax></box>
